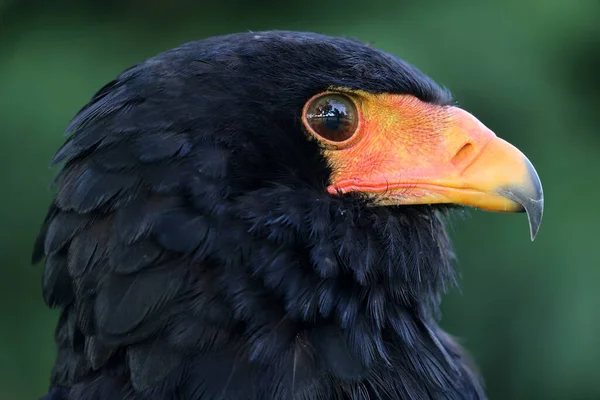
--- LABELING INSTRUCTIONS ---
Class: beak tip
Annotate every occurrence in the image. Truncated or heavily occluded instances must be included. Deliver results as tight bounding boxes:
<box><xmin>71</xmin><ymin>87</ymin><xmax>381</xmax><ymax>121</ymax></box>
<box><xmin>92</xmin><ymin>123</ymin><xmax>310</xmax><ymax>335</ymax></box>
<box><xmin>501</xmin><ymin>191</ymin><xmax>543</xmax><ymax>241</ymax></box>
<box><xmin>526</xmin><ymin>196</ymin><xmax>544</xmax><ymax>241</ymax></box>
<box><xmin>501</xmin><ymin>190</ymin><xmax>543</xmax><ymax>241</ymax></box>
<box><xmin>497</xmin><ymin>156</ymin><xmax>544</xmax><ymax>241</ymax></box>
<box><xmin>524</xmin><ymin>158</ymin><xmax>544</xmax><ymax>241</ymax></box>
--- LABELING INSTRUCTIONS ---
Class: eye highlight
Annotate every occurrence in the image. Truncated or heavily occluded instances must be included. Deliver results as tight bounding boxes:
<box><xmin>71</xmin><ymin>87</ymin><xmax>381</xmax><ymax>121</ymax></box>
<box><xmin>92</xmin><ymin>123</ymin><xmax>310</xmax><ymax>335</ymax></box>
<box><xmin>304</xmin><ymin>93</ymin><xmax>359</xmax><ymax>143</ymax></box>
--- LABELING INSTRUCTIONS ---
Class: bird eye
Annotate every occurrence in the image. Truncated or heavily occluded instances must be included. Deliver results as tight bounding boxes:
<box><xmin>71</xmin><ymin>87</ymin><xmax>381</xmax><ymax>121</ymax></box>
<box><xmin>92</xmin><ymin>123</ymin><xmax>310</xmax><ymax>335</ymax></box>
<box><xmin>304</xmin><ymin>94</ymin><xmax>359</xmax><ymax>143</ymax></box>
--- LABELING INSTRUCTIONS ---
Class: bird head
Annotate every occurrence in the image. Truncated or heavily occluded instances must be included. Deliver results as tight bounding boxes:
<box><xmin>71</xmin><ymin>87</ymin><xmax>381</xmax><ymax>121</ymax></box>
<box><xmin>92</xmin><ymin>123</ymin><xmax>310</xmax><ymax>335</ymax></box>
<box><xmin>35</xmin><ymin>31</ymin><xmax>543</xmax><ymax>399</ymax></box>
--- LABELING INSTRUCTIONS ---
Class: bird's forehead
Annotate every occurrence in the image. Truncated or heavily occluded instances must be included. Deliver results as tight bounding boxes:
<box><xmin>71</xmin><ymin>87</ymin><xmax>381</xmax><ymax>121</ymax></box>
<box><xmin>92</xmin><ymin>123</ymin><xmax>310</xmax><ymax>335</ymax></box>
<box><xmin>183</xmin><ymin>31</ymin><xmax>453</xmax><ymax>106</ymax></box>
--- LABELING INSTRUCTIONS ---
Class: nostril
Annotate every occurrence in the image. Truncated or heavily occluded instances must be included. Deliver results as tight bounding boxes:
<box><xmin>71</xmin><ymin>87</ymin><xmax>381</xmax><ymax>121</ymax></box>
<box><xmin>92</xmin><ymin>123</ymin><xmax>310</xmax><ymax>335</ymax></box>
<box><xmin>451</xmin><ymin>142</ymin><xmax>475</xmax><ymax>166</ymax></box>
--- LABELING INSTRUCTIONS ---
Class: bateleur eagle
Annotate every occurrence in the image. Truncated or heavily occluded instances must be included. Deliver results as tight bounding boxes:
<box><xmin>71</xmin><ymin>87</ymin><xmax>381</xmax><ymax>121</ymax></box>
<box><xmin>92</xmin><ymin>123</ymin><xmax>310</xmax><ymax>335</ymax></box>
<box><xmin>33</xmin><ymin>31</ymin><xmax>543</xmax><ymax>400</ymax></box>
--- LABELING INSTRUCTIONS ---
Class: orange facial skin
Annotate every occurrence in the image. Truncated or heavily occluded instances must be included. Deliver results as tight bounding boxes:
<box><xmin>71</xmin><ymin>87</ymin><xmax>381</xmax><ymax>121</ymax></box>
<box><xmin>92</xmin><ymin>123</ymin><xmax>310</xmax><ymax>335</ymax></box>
<box><xmin>302</xmin><ymin>89</ymin><xmax>544</xmax><ymax>239</ymax></box>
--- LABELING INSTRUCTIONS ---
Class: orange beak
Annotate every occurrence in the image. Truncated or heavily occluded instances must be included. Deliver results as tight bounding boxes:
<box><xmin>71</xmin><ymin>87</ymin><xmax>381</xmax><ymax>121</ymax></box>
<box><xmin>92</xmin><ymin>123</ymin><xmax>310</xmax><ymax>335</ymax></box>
<box><xmin>321</xmin><ymin>93</ymin><xmax>544</xmax><ymax>240</ymax></box>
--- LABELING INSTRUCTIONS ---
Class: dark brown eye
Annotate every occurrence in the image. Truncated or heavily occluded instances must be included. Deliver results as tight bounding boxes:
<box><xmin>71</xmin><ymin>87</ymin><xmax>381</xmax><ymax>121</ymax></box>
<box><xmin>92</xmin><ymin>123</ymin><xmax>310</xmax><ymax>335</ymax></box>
<box><xmin>305</xmin><ymin>94</ymin><xmax>359</xmax><ymax>143</ymax></box>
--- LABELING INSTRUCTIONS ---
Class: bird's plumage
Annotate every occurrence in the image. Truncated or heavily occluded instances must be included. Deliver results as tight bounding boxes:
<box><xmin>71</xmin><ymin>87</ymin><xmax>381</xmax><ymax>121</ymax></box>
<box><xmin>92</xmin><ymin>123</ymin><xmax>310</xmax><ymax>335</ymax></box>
<box><xmin>34</xmin><ymin>31</ymin><xmax>491</xmax><ymax>400</ymax></box>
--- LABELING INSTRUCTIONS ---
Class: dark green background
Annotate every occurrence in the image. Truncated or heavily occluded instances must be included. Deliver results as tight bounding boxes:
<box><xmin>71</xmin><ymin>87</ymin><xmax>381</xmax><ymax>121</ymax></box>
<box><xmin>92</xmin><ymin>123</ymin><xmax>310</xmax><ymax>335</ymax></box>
<box><xmin>1</xmin><ymin>0</ymin><xmax>598</xmax><ymax>399</ymax></box>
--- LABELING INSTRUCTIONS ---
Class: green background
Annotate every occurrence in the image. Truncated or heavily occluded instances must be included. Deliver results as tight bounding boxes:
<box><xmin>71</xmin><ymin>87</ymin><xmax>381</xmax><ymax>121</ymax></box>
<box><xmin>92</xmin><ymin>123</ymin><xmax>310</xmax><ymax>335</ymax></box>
<box><xmin>1</xmin><ymin>0</ymin><xmax>598</xmax><ymax>399</ymax></box>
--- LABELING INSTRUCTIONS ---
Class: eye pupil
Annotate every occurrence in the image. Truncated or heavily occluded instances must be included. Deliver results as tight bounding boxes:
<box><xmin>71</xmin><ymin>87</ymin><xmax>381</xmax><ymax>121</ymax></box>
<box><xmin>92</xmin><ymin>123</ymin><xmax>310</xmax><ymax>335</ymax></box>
<box><xmin>305</xmin><ymin>94</ymin><xmax>358</xmax><ymax>143</ymax></box>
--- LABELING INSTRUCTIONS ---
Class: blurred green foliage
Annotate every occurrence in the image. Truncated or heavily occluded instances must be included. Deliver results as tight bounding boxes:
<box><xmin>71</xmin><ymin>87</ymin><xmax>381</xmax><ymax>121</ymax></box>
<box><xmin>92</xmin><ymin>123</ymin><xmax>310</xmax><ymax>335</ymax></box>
<box><xmin>0</xmin><ymin>0</ymin><xmax>598</xmax><ymax>399</ymax></box>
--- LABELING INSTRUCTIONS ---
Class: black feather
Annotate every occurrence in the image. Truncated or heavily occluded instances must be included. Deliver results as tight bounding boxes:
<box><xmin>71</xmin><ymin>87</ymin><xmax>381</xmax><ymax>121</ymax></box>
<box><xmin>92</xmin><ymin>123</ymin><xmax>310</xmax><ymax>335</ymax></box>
<box><xmin>127</xmin><ymin>341</ymin><xmax>185</xmax><ymax>391</ymax></box>
<box><xmin>84</xmin><ymin>336</ymin><xmax>114</xmax><ymax>370</ymax></box>
<box><xmin>42</xmin><ymin>251</ymin><xmax>74</xmax><ymax>308</ymax></box>
<box><xmin>95</xmin><ymin>267</ymin><xmax>186</xmax><ymax>342</ymax></box>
